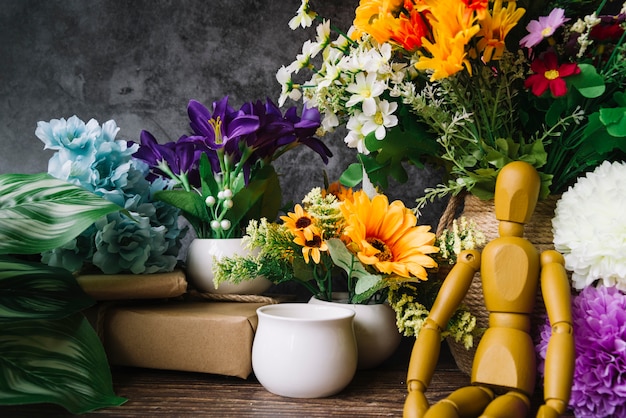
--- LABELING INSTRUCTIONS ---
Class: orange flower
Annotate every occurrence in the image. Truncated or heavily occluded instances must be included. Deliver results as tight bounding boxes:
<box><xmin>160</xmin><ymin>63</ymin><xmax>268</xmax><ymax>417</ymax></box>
<box><xmin>280</xmin><ymin>204</ymin><xmax>316</xmax><ymax>240</ymax></box>
<box><xmin>352</xmin><ymin>0</ymin><xmax>401</xmax><ymax>44</ymax></box>
<box><xmin>414</xmin><ymin>0</ymin><xmax>481</xmax><ymax>80</ymax></box>
<box><xmin>391</xmin><ymin>7</ymin><xmax>431</xmax><ymax>52</ymax></box>
<box><xmin>293</xmin><ymin>228</ymin><xmax>328</xmax><ymax>264</ymax></box>
<box><xmin>340</xmin><ymin>190</ymin><xmax>438</xmax><ymax>279</ymax></box>
<box><xmin>323</xmin><ymin>181</ymin><xmax>355</xmax><ymax>202</ymax></box>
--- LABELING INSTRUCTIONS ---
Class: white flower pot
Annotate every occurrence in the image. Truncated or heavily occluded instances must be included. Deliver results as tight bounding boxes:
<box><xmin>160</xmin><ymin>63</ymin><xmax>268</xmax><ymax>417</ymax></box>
<box><xmin>252</xmin><ymin>303</ymin><xmax>358</xmax><ymax>398</ymax></box>
<box><xmin>309</xmin><ymin>292</ymin><xmax>402</xmax><ymax>369</ymax></box>
<box><xmin>186</xmin><ymin>238</ymin><xmax>272</xmax><ymax>294</ymax></box>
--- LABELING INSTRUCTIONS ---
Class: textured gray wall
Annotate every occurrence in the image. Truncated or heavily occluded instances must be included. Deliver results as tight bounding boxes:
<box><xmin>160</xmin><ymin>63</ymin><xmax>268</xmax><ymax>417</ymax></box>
<box><xmin>0</xmin><ymin>0</ymin><xmax>445</xmax><ymax>227</ymax></box>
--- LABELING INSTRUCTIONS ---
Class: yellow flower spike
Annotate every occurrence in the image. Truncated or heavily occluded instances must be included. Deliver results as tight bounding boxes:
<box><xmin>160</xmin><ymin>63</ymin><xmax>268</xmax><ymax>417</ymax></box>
<box><xmin>340</xmin><ymin>190</ymin><xmax>438</xmax><ymax>279</ymax></box>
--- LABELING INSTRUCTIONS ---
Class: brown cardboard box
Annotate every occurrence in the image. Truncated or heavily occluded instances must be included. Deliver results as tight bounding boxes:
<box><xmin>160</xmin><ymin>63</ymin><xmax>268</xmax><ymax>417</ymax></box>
<box><xmin>97</xmin><ymin>301</ymin><xmax>269</xmax><ymax>379</ymax></box>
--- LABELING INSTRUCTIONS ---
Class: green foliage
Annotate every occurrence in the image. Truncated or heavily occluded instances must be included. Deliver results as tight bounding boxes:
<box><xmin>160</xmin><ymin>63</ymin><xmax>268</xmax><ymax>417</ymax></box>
<box><xmin>0</xmin><ymin>173</ymin><xmax>126</xmax><ymax>412</ymax></box>
<box><xmin>0</xmin><ymin>173</ymin><xmax>126</xmax><ymax>255</ymax></box>
<box><xmin>155</xmin><ymin>155</ymin><xmax>282</xmax><ymax>238</ymax></box>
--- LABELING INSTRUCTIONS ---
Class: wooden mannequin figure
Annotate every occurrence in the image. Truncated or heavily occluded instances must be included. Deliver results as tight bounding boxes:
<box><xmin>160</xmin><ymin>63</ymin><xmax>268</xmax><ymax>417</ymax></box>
<box><xmin>404</xmin><ymin>161</ymin><xmax>574</xmax><ymax>418</ymax></box>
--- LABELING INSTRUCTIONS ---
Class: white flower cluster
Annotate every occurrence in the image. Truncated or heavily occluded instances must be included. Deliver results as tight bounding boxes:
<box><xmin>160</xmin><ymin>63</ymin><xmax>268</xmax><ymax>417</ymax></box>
<box><xmin>552</xmin><ymin>160</ymin><xmax>626</xmax><ymax>291</ymax></box>
<box><xmin>277</xmin><ymin>2</ymin><xmax>418</xmax><ymax>154</ymax></box>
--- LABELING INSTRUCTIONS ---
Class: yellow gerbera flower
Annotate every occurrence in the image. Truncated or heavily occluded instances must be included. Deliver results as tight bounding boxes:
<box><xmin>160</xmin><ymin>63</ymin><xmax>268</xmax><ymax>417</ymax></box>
<box><xmin>340</xmin><ymin>190</ymin><xmax>438</xmax><ymax>279</ymax></box>
<box><xmin>280</xmin><ymin>204</ymin><xmax>316</xmax><ymax>240</ymax></box>
<box><xmin>293</xmin><ymin>228</ymin><xmax>328</xmax><ymax>264</ymax></box>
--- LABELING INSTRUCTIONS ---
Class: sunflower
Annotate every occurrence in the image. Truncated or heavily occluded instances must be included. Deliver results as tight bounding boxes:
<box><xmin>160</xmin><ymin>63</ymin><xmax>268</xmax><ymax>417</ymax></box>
<box><xmin>280</xmin><ymin>203</ymin><xmax>316</xmax><ymax>240</ymax></box>
<box><xmin>293</xmin><ymin>227</ymin><xmax>328</xmax><ymax>264</ymax></box>
<box><xmin>340</xmin><ymin>190</ymin><xmax>438</xmax><ymax>279</ymax></box>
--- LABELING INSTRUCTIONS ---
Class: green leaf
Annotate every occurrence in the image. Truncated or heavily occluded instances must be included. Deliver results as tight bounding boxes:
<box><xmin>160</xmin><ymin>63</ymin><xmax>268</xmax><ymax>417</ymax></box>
<box><xmin>326</xmin><ymin>238</ymin><xmax>382</xmax><ymax>299</ymax></box>
<box><xmin>228</xmin><ymin>164</ymin><xmax>282</xmax><ymax>229</ymax></box>
<box><xmin>0</xmin><ymin>256</ymin><xmax>94</xmax><ymax>320</ymax></box>
<box><xmin>154</xmin><ymin>189</ymin><xmax>209</xmax><ymax>223</ymax></box>
<box><xmin>0</xmin><ymin>173</ymin><xmax>123</xmax><ymax>255</ymax></box>
<box><xmin>599</xmin><ymin>107</ymin><xmax>626</xmax><ymax>137</ymax></box>
<box><xmin>569</xmin><ymin>64</ymin><xmax>606</xmax><ymax>99</ymax></box>
<box><xmin>339</xmin><ymin>163</ymin><xmax>364</xmax><ymax>188</ymax></box>
<box><xmin>0</xmin><ymin>314</ymin><xmax>127</xmax><ymax>413</ymax></box>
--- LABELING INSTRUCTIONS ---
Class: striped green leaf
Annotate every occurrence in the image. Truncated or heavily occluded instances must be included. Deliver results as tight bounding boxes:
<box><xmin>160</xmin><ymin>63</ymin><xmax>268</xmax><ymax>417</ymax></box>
<box><xmin>0</xmin><ymin>255</ymin><xmax>94</xmax><ymax>320</ymax></box>
<box><xmin>0</xmin><ymin>173</ymin><xmax>123</xmax><ymax>255</ymax></box>
<box><xmin>0</xmin><ymin>313</ymin><xmax>127</xmax><ymax>413</ymax></box>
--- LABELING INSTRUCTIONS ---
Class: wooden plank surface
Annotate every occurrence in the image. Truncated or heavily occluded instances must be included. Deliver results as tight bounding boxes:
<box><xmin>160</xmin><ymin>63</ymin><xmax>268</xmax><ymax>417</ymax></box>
<box><xmin>0</xmin><ymin>338</ymin><xmax>574</xmax><ymax>417</ymax></box>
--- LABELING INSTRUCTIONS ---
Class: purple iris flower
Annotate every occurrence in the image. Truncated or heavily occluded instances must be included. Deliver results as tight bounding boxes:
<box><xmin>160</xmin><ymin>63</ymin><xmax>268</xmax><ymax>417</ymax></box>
<box><xmin>187</xmin><ymin>98</ymin><xmax>260</xmax><ymax>154</ymax></box>
<box><xmin>132</xmin><ymin>130</ymin><xmax>200</xmax><ymax>187</ymax></box>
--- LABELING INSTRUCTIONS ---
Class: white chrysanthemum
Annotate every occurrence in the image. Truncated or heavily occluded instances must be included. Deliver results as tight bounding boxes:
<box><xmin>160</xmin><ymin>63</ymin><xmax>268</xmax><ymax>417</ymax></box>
<box><xmin>552</xmin><ymin>161</ymin><xmax>626</xmax><ymax>291</ymax></box>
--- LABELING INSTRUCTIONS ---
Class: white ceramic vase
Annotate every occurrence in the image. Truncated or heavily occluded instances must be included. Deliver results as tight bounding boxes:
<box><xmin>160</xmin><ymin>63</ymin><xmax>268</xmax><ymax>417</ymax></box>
<box><xmin>309</xmin><ymin>292</ymin><xmax>402</xmax><ymax>369</ymax></box>
<box><xmin>252</xmin><ymin>303</ymin><xmax>358</xmax><ymax>398</ymax></box>
<box><xmin>186</xmin><ymin>238</ymin><xmax>272</xmax><ymax>294</ymax></box>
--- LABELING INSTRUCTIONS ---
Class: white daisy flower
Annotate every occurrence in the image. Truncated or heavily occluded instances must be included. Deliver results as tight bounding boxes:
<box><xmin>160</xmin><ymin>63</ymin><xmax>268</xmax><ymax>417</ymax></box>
<box><xmin>361</xmin><ymin>99</ymin><xmax>398</xmax><ymax>140</ymax></box>
<box><xmin>345</xmin><ymin>72</ymin><xmax>386</xmax><ymax>116</ymax></box>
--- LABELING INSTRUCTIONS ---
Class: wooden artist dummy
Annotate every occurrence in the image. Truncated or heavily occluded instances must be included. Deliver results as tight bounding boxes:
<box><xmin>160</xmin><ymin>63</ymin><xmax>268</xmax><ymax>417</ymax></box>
<box><xmin>404</xmin><ymin>161</ymin><xmax>574</xmax><ymax>418</ymax></box>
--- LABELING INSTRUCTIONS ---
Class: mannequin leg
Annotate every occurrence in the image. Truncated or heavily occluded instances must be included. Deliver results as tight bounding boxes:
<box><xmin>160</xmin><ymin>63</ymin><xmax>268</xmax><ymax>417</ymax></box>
<box><xmin>480</xmin><ymin>391</ymin><xmax>530</xmax><ymax>418</ymax></box>
<box><xmin>424</xmin><ymin>385</ymin><xmax>494</xmax><ymax>418</ymax></box>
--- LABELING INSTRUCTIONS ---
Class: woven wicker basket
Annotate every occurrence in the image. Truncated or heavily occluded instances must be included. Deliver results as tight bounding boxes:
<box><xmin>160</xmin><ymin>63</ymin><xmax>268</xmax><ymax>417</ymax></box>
<box><xmin>438</xmin><ymin>193</ymin><xmax>560</xmax><ymax>375</ymax></box>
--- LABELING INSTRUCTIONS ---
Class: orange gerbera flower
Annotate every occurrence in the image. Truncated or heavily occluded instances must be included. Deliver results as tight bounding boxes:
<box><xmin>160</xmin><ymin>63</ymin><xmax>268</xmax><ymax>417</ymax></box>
<box><xmin>281</xmin><ymin>204</ymin><xmax>316</xmax><ymax>240</ymax></box>
<box><xmin>476</xmin><ymin>0</ymin><xmax>525</xmax><ymax>62</ymax></box>
<box><xmin>340</xmin><ymin>190</ymin><xmax>438</xmax><ymax>279</ymax></box>
<box><xmin>293</xmin><ymin>228</ymin><xmax>328</xmax><ymax>264</ymax></box>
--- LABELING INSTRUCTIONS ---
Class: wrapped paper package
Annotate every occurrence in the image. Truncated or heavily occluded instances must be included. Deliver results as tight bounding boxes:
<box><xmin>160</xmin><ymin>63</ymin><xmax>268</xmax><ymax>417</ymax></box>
<box><xmin>77</xmin><ymin>270</ymin><xmax>188</xmax><ymax>300</ymax></box>
<box><xmin>91</xmin><ymin>301</ymin><xmax>269</xmax><ymax>379</ymax></box>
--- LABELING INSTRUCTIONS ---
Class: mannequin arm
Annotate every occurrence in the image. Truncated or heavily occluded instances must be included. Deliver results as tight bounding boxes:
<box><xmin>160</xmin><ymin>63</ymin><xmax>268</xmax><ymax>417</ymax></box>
<box><xmin>404</xmin><ymin>250</ymin><xmax>481</xmax><ymax>418</ymax></box>
<box><xmin>537</xmin><ymin>250</ymin><xmax>574</xmax><ymax>418</ymax></box>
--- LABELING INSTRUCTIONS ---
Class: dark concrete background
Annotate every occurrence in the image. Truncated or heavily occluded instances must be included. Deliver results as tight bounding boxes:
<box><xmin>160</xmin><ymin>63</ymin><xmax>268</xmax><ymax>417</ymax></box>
<box><xmin>0</xmin><ymin>0</ymin><xmax>446</xmax><ymax>227</ymax></box>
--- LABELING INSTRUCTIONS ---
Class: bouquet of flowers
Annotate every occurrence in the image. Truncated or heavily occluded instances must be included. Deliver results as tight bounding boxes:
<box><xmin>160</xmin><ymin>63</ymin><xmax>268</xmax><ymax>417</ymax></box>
<box><xmin>213</xmin><ymin>184</ymin><xmax>438</xmax><ymax>304</ymax></box>
<box><xmin>536</xmin><ymin>161</ymin><xmax>626</xmax><ymax>417</ymax></box>
<box><xmin>278</xmin><ymin>0</ymin><xmax>626</xmax><ymax>208</ymax></box>
<box><xmin>131</xmin><ymin>96</ymin><xmax>332</xmax><ymax>239</ymax></box>
<box><xmin>35</xmin><ymin>116</ymin><xmax>185</xmax><ymax>275</ymax></box>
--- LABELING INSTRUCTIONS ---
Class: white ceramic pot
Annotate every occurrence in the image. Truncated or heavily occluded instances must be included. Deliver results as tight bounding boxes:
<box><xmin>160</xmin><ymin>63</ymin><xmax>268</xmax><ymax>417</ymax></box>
<box><xmin>186</xmin><ymin>238</ymin><xmax>272</xmax><ymax>294</ymax></box>
<box><xmin>309</xmin><ymin>292</ymin><xmax>402</xmax><ymax>369</ymax></box>
<box><xmin>252</xmin><ymin>303</ymin><xmax>358</xmax><ymax>398</ymax></box>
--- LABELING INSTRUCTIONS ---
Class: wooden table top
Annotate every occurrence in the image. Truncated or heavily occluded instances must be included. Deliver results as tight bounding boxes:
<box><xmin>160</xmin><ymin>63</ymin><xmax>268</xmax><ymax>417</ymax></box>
<box><xmin>1</xmin><ymin>338</ymin><xmax>574</xmax><ymax>417</ymax></box>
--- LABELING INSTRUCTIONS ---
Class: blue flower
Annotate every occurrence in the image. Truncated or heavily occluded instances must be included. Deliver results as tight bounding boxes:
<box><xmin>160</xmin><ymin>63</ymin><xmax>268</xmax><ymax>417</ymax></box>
<box><xmin>36</xmin><ymin>115</ymin><xmax>186</xmax><ymax>274</ymax></box>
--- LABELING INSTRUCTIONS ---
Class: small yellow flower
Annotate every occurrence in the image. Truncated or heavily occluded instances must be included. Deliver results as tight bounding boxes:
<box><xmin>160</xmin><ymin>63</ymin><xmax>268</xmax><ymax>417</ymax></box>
<box><xmin>340</xmin><ymin>190</ymin><xmax>438</xmax><ymax>279</ymax></box>
<box><xmin>281</xmin><ymin>204</ymin><xmax>316</xmax><ymax>240</ymax></box>
<box><xmin>293</xmin><ymin>228</ymin><xmax>328</xmax><ymax>264</ymax></box>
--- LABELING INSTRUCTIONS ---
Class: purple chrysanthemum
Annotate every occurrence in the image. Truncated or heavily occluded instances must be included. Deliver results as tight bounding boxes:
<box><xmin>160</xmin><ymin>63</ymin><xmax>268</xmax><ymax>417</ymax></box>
<box><xmin>536</xmin><ymin>286</ymin><xmax>626</xmax><ymax>417</ymax></box>
<box><xmin>520</xmin><ymin>8</ymin><xmax>569</xmax><ymax>48</ymax></box>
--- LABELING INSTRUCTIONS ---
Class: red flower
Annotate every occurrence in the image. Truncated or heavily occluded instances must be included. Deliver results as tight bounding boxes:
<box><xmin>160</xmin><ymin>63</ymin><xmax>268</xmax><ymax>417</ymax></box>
<box><xmin>524</xmin><ymin>51</ymin><xmax>580</xmax><ymax>97</ymax></box>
